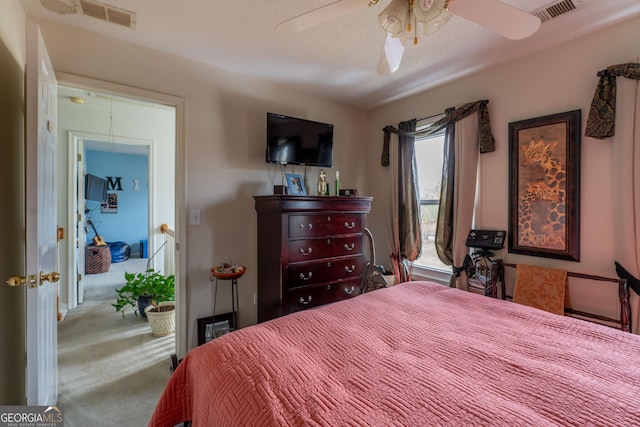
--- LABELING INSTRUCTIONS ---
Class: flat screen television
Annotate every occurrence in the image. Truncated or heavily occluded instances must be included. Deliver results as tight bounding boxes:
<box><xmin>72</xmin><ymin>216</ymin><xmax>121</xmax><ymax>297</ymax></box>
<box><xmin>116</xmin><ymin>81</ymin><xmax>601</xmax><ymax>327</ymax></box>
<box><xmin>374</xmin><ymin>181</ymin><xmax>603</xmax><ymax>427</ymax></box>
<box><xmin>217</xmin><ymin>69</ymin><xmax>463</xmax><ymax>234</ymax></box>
<box><xmin>266</xmin><ymin>113</ymin><xmax>333</xmax><ymax>167</ymax></box>
<box><xmin>85</xmin><ymin>173</ymin><xmax>108</xmax><ymax>202</ymax></box>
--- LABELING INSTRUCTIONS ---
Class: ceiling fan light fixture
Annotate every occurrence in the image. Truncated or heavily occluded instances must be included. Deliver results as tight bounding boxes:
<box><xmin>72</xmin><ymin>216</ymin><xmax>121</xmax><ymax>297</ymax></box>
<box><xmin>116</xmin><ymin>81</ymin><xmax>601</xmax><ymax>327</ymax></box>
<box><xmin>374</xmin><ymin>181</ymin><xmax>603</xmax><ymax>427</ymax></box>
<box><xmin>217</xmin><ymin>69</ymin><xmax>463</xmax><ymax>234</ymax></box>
<box><xmin>378</xmin><ymin>0</ymin><xmax>409</xmax><ymax>34</ymax></box>
<box><xmin>379</xmin><ymin>0</ymin><xmax>450</xmax><ymax>44</ymax></box>
<box><xmin>413</xmin><ymin>0</ymin><xmax>445</xmax><ymax>21</ymax></box>
<box><xmin>422</xmin><ymin>10</ymin><xmax>452</xmax><ymax>36</ymax></box>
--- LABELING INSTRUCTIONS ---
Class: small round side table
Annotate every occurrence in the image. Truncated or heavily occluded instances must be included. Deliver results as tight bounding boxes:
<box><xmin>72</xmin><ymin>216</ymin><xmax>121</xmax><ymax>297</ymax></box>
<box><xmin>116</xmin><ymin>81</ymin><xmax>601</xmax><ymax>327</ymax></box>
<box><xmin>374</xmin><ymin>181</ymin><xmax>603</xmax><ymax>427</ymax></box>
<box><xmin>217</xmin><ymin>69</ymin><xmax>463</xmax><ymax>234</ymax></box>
<box><xmin>209</xmin><ymin>266</ymin><xmax>246</xmax><ymax>331</ymax></box>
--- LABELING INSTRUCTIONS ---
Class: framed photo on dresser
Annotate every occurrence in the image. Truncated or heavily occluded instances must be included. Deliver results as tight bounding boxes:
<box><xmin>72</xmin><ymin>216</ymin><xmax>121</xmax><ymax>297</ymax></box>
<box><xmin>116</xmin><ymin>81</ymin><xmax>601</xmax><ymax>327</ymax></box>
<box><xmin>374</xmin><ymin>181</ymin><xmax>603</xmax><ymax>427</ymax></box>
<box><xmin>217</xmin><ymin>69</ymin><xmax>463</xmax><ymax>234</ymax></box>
<box><xmin>285</xmin><ymin>173</ymin><xmax>306</xmax><ymax>196</ymax></box>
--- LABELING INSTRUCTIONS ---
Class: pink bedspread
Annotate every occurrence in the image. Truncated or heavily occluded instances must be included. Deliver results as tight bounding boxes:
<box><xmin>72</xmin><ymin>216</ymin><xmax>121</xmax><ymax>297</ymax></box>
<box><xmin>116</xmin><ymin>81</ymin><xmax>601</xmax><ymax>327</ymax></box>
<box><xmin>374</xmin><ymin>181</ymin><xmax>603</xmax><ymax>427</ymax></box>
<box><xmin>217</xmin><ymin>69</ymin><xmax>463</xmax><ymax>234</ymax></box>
<box><xmin>149</xmin><ymin>281</ymin><xmax>640</xmax><ymax>426</ymax></box>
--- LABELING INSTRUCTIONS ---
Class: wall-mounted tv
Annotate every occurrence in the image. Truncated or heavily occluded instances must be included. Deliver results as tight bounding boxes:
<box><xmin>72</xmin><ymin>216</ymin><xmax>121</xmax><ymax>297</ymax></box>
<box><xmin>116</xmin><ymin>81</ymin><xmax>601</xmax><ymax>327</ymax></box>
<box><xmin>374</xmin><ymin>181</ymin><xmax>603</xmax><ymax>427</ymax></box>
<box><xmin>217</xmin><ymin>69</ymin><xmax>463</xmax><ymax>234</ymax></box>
<box><xmin>266</xmin><ymin>113</ymin><xmax>333</xmax><ymax>167</ymax></box>
<box><xmin>85</xmin><ymin>173</ymin><xmax>108</xmax><ymax>202</ymax></box>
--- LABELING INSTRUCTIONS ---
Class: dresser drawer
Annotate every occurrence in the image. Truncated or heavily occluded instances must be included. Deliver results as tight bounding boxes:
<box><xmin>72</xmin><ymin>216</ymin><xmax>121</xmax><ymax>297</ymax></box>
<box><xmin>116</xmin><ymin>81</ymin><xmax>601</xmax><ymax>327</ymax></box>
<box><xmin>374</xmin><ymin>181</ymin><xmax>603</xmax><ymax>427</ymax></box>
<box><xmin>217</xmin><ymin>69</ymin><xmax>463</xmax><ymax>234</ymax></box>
<box><xmin>289</xmin><ymin>214</ymin><xmax>364</xmax><ymax>238</ymax></box>
<box><xmin>287</xmin><ymin>279</ymin><xmax>362</xmax><ymax>314</ymax></box>
<box><xmin>287</xmin><ymin>256</ymin><xmax>365</xmax><ymax>288</ymax></box>
<box><xmin>289</xmin><ymin>236</ymin><xmax>363</xmax><ymax>263</ymax></box>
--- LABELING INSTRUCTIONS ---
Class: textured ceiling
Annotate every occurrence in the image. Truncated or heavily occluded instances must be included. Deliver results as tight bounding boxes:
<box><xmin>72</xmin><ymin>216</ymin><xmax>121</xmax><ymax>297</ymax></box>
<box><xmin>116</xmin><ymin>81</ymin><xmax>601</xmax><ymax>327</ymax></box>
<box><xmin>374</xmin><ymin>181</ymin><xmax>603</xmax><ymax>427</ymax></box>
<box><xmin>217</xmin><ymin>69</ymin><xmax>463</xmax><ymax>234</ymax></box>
<box><xmin>21</xmin><ymin>0</ymin><xmax>640</xmax><ymax>110</ymax></box>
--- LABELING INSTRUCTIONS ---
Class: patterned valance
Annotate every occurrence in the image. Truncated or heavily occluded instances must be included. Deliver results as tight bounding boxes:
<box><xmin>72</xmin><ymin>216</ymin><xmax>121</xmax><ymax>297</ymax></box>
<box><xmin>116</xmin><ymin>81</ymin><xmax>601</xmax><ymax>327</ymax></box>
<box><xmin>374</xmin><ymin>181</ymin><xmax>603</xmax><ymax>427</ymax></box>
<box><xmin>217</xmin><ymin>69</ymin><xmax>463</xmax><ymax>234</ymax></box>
<box><xmin>381</xmin><ymin>99</ymin><xmax>495</xmax><ymax>166</ymax></box>
<box><xmin>585</xmin><ymin>63</ymin><xmax>640</xmax><ymax>139</ymax></box>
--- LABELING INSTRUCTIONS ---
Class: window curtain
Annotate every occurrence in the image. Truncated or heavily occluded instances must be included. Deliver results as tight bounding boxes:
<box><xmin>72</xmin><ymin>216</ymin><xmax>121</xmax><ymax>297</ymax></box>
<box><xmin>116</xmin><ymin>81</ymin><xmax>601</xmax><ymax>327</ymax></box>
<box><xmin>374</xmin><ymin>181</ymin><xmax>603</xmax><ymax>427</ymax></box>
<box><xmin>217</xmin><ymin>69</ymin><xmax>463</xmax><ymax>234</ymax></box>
<box><xmin>585</xmin><ymin>63</ymin><xmax>640</xmax><ymax>333</ymax></box>
<box><xmin>383</xmin><ymin>100</ymin><xmax>495</xmax><ymax>287</ymax></box>
<box><xmin>435</xmin><ymin>121</ymin><xmax>455</xmax><ymax>265</ymax></box>
<box><xmin>387</xmin><ymin>119</ymin><xmax>419</xmax><ymax>282</ymax></box>
<box><xmin>443</xmin><ymin>112</ymin><xmax>481</xmax><ymax>290</ymax></box>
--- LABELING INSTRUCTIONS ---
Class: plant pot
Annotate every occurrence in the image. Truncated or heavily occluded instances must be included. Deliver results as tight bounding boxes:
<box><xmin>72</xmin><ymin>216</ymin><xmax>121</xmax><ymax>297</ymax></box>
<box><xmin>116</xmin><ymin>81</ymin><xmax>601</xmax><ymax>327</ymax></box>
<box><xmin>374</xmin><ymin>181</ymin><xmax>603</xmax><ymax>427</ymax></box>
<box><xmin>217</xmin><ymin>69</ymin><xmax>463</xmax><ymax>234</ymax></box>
<box><xmin>137</xmin><ymin>295</ymin><xmax>153</xmax><ymax>318</ymax></box>
<box><xmin>145</xmin><ymin>301</ymin><xmax>175</xmax><ymax>337</ymax></box>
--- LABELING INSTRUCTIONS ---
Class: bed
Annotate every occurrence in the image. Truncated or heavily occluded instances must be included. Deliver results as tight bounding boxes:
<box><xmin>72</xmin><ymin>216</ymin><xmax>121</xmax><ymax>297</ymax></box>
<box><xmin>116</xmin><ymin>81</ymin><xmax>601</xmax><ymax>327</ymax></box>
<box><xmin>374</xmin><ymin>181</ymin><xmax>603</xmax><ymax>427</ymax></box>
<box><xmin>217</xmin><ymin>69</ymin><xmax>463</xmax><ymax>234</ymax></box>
<box><xmin>149</xmin><ymin>280</ymin><xmax>640</xmax><ymax>427</ymax></box>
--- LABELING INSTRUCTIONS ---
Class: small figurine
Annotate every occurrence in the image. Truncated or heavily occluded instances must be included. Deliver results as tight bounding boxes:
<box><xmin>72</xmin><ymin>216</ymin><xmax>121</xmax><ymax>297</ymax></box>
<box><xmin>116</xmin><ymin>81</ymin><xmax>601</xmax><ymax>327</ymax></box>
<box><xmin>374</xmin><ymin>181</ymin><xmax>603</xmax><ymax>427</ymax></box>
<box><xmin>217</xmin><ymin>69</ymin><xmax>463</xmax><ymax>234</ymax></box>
<box><xmin>318</xmin><ymin>169</ymin><xmax>328</xmax><ymax>196</ymax></box>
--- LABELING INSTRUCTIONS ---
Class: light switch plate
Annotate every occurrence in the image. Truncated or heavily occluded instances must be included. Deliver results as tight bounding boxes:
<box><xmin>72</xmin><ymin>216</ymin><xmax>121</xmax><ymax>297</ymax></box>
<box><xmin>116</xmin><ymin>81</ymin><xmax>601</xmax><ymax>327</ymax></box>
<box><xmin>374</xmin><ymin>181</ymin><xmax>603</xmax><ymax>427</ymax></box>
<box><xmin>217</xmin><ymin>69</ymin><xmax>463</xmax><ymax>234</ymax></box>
<box><xmin>190</xmin><ymin>209</ymin><xmax>200</xmax><ymax>225</ymax></box>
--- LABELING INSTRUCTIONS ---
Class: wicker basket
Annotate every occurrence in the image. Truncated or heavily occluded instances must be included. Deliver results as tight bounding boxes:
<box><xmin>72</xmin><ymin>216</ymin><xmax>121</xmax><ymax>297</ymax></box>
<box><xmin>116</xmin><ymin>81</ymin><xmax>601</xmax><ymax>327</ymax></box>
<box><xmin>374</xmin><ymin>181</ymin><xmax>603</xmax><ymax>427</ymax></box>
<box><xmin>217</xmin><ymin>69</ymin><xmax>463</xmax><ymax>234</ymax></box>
<box><xmin>85</xmin><ymin>245</ymin><xmax>111</xmax><ymax>274</ymax></box>
<box><xmin>145</xmin><ymin>302</ymin><xmax>175</xmax><ymax>337</ymax></box>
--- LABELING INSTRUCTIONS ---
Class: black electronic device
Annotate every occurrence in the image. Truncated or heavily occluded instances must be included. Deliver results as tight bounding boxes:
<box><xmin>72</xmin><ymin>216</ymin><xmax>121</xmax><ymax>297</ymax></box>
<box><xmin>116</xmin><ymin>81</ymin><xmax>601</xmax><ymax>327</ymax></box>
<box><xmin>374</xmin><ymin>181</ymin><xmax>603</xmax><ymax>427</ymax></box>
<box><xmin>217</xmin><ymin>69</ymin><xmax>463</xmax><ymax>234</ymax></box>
<box><xmin>85</xmin><ymin>173</ymin><xmax>108</xmax><ymax>202</ymax></box>
<box><xmin>265</xmin><ymin>112</ymin><xmax>333</xmax><ymax>167</ymax></box>
<box><xmin>466</xmin><ymin>230</ymin><xmax>506</xmax><ymax>250</ymax></box>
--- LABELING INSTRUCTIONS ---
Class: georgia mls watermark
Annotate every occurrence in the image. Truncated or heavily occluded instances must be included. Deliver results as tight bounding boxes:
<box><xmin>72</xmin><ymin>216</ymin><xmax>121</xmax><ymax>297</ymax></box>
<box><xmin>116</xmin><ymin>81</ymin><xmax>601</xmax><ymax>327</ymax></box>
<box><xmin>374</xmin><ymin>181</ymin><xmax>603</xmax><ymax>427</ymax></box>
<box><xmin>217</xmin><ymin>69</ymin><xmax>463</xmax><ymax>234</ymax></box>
<box><xmin>0</xmin><ymin>406</ymin><xmax>63</xmax><ymax>427</ymax></box>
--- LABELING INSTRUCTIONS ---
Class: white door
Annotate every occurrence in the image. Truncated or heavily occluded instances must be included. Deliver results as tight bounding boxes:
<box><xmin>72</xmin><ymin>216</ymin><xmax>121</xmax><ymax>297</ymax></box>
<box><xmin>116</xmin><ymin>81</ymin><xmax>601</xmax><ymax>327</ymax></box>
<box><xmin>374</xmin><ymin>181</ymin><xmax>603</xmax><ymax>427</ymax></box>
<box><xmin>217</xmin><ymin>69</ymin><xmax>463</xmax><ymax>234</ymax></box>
<box><xmin>25</xmin><ymin>23</ymin><xmax>59</xmax><ymax>406</ymax></box>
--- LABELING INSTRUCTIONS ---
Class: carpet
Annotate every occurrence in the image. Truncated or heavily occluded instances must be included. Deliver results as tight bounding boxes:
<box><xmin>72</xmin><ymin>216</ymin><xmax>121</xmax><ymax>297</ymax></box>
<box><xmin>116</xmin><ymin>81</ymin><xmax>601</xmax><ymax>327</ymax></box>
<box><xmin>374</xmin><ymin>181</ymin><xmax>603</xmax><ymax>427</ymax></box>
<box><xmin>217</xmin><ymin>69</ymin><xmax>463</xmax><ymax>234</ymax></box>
<box><xmin>58</xmin><ymin>258</ymin><xmax>174</xmax><ymax>426</ymax></box>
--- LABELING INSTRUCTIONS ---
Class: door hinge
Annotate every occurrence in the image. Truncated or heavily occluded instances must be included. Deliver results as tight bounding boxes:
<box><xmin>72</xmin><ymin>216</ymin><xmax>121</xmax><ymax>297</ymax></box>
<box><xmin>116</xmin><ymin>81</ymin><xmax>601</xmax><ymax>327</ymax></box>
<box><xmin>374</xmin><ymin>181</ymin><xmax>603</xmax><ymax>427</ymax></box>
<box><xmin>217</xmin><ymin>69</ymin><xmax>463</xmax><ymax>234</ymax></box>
<box><xmin>77</xmin><ymin>153</ymin><xmax>82</xmax><ymax>162</ymax></box>
<box><xmin>77</xmin><ymin>273</ymin><xmax>82</xmax><ymax>282</ymax></box>
<box><xmin>77</xmin><ymin>213</ymin><xmax>82</xmax><ymax>222</ymax></box>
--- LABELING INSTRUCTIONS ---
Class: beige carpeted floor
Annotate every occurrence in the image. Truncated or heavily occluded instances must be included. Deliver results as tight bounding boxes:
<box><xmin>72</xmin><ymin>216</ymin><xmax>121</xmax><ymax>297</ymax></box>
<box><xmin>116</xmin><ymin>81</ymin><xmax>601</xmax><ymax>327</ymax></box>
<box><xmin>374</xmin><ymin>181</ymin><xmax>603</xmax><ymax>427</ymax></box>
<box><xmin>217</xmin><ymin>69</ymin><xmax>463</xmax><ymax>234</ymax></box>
<box><xmin>57</xmin><ymin>258</ymin><xmax>174</xmax><ymax>426</ymax></box>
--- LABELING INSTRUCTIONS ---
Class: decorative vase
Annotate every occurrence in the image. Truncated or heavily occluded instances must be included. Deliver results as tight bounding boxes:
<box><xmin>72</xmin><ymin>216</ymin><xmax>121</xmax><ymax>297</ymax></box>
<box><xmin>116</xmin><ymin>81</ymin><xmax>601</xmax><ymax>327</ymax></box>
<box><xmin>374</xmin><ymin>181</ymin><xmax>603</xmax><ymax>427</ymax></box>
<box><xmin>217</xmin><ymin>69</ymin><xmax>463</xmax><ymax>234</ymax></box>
<box><xmin>137</xmin><ymin>295</ymin><xmax>153</xmax><ymax>318</ymax></box>
<box><xmin>145</xmin><ymin>301</ymin><xmax>175</xmax><ymax>337</ymax></box>
<box><xmin>138</xmin><ymin>295</ymin><xmax>152</xmax><ymax>317</ymax></box>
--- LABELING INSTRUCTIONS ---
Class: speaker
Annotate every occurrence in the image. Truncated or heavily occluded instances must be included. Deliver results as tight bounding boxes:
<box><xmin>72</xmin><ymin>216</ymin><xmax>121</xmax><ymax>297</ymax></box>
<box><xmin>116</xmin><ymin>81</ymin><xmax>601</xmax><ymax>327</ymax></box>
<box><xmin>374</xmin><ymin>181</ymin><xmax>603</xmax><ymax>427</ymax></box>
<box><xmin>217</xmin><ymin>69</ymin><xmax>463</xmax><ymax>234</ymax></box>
<box><xmin>273</xmin><ymin>185</ymin><xmax>288</xmax><ymax>195</ymax></box>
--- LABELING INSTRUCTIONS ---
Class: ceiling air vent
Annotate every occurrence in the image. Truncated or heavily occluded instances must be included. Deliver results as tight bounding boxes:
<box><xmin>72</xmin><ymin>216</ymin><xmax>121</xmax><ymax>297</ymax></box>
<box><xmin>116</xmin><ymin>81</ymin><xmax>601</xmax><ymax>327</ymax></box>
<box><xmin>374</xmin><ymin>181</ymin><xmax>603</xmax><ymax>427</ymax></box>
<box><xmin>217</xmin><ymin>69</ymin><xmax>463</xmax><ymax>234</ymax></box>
<box><xmin>77</xmin><ymin>0</ymin><xmax>137</xmax><ymax>29</ymax></box>
<box><xmin>532</xmin><ymin>0</ymin><xmax>587</xmax><ymax>23</ymax></box>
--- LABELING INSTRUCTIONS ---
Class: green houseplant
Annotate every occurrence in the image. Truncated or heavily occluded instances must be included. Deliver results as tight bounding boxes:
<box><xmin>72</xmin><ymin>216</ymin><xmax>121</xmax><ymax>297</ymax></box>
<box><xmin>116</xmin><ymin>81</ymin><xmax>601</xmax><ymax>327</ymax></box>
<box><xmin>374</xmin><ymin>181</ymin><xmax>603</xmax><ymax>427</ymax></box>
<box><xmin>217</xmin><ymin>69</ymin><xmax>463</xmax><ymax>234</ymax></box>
<box><xmin>113</xmin><ymin>269</ymin><xmax>175</xmax><ymax>318</ymax></box>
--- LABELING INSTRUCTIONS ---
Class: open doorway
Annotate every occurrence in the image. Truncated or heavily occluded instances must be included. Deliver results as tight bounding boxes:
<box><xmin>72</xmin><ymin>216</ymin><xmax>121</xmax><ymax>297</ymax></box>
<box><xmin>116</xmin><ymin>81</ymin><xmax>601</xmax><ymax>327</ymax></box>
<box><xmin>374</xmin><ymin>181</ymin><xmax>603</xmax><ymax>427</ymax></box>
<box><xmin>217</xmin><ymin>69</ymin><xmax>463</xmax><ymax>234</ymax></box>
<box><xmin>54</xmin><ymin>78</ymin><xmax>184</xmax><ymax>422</ymax></box>
<box><xmin>55</xmin><ymin>73</ymin><xmax>187</xmax><ymax>358</ymax></box>
<box><xmin>58</xmin><ymin>84</ymin><xmax>176</xmax><ymax>313</ymax></box>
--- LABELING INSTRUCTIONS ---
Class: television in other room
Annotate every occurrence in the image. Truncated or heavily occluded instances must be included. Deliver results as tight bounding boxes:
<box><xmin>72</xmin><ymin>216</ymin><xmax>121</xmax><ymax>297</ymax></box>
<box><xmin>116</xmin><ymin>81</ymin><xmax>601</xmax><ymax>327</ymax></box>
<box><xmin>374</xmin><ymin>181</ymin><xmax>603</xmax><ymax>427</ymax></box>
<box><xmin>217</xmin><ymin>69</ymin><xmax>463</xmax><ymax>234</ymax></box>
<box><xmin>266</xmin><ymin>113</ymin><xmax>333</xmax><ymax>167</ymax></box>
<box><xmin>85</xmin><ymin>173</ymin><xmax>108</xmax><ymax>202</ymax></box>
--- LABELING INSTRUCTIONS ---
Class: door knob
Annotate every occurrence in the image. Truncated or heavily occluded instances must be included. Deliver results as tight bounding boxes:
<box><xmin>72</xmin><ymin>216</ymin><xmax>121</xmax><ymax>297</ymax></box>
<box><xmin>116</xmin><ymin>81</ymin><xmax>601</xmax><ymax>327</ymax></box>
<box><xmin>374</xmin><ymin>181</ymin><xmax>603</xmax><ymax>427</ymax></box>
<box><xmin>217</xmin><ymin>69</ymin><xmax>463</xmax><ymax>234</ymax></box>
<box><xmin>6</xmin><ymin>274</ymin><xmax>37</xmax><ymax>288</ymax></box>
<box><xmin>5</xmin><ymin>271</ymin><xmax>59</xmax><ymax>288</ymax></box>
<box><xmin>40</xmin><ymin>271</ymin><xmax>60</xmax><ymax>284</ymax></box>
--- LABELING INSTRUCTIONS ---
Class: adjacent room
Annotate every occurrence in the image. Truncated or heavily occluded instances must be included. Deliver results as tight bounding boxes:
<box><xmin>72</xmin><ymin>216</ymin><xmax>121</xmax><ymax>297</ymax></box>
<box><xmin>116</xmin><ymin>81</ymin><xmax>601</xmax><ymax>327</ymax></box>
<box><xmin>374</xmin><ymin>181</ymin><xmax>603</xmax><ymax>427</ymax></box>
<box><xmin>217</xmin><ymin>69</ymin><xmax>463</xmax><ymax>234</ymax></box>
<box><xmin>2</xmin><ymin>0</ymin><xmax>640</xmax><ymax>425</ymax></box>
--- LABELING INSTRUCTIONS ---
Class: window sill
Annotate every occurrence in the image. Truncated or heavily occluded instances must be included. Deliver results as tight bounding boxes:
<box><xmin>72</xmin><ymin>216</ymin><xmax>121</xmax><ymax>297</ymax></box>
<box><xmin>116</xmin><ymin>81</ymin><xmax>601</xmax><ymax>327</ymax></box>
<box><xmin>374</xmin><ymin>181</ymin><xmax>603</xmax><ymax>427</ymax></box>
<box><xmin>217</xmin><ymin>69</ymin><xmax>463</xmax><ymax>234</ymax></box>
<box><xmin>410</xmin><ymin>264</ymin><xmax>452</xmax><ymax>286</ymax></box>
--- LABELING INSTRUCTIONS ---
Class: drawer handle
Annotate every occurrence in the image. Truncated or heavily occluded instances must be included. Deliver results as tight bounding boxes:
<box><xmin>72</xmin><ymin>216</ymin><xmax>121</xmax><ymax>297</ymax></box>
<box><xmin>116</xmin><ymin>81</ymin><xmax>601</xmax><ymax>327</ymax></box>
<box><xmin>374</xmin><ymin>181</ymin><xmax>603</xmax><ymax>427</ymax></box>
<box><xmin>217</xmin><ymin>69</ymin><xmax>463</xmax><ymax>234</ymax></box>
<box><xmin>299</xmin><ymin>223</ymin><xmax>313</xmax><ymax>230</ymax></box>
<box><xmin>300</xmin><ymin>247</ymin><xmax>313</xmax><ymax>256</ymax></box>
<box><xmin>299</xmin><ymin>272</ymin><xmax>313</xmax><ymax>280</ymax></box>
<box><xmin>343</xmin><ymin>243</ymin><xmax>355</xmax><ymax>251</ymax></box>
<box><xmin>344</xmin><ymin>221</ymin><xmax>355</xmax><ymax>229</ymax></box>
<box><xmin>344</xmin><ymin>286</ymin><xmax>355</xmax><ymax>295</ymax></box>
<box><xmin>344</xmin><ymin>265</ymin><xmax>355</xmax><ymax>273</ymax></box>
<box><xmin>299</xmin><ymin>296</ymin><xmax>313</xmax><ymax>305</ymax></box>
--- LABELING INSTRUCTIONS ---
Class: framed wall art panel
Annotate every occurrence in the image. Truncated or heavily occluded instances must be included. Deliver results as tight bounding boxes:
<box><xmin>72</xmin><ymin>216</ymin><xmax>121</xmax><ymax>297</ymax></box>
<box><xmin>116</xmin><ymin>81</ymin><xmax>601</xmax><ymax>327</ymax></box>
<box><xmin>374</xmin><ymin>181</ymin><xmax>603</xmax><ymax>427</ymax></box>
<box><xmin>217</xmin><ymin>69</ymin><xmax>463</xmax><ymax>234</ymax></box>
<box><xmin>508</xmin><ymin>110</ymin><xmax>581</xmax><ymax>261</ymax></box>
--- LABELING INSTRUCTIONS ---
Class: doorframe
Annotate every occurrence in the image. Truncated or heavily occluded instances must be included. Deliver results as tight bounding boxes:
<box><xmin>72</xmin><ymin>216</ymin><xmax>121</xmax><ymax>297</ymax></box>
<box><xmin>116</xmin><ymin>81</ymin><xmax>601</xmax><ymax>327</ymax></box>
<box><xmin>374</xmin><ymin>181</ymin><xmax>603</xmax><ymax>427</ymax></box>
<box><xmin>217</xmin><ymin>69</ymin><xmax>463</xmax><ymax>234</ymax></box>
<box><xmin>67</xmin><ymin>131</ymin><xmax>154</xmax><ymax>308</ymax></box>
<box><xmin>57</xmin><ymin>72</ymin><xmax>188</xmax><ymax>358</ymax></box>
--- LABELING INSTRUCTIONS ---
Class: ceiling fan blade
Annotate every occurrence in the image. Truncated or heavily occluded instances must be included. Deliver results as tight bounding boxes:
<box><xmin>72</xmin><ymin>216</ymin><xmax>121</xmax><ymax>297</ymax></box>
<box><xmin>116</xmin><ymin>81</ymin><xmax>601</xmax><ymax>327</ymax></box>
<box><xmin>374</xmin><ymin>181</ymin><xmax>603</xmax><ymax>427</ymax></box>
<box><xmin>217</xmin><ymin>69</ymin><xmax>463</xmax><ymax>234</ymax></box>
<box><xmin>40</xmin><ymin>0</ymin><xmax>76</xmax><ymax>14</ymax></box>
<box><xmin>447</xmin><ymin>0</ymin><xmax>541</xmax><ymax>40</ymax></box>
<box><xmin>377</xmin><ymin>33</ymin><xmax>405</xmax><ymax>75</ymax></box>
<box><xmin>276</xmin><ymin>0</ymin><xmax>371</xmax><ymax>35</ymax></box>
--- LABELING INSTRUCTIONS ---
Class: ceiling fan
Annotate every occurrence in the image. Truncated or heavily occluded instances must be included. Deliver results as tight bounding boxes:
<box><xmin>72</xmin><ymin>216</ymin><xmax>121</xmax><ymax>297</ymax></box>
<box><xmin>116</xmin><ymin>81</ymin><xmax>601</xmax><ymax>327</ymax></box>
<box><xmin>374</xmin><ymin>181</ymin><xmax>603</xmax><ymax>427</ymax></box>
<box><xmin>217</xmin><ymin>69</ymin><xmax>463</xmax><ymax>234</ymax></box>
<box><xmin>276</xmin><ymin>0</ymin><xmax>541</xmax><ymax>75</ymax></box>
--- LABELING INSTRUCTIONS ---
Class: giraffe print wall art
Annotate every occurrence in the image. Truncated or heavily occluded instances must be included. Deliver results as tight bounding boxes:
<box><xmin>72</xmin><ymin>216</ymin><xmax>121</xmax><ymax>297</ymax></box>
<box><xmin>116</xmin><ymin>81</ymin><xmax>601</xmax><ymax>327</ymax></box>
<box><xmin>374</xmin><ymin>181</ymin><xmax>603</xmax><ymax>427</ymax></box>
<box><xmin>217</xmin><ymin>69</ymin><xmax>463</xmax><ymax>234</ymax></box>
<box><xmin>508</xmin><ymin>110</ymin><xmax>581</xmax><ymax>261</ymax></box>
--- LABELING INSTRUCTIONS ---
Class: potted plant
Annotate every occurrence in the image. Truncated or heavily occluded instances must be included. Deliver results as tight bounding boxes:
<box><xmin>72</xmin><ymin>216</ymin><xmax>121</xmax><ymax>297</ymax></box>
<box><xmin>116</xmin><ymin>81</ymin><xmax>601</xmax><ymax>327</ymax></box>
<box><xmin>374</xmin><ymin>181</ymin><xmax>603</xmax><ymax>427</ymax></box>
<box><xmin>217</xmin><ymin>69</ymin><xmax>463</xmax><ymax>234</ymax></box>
<box><xmin>113</xmin><ymin>269</ymin><xmax>176</xmax><ymax>336</ymax></box>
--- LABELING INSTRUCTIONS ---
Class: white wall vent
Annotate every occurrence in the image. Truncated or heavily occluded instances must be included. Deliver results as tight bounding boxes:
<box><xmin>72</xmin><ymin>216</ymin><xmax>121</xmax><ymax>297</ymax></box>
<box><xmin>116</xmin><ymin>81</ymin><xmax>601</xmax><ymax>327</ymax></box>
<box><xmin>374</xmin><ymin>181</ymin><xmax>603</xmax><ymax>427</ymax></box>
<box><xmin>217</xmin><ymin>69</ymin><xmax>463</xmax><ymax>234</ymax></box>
<box><xmin>77</xmin><ymin>0</ymin><xmax>137</xmax><ymax>29</ymax></box>
<box><xmin>532</xmin><ymin>0</ymin><xmax>588</xmax><ymax>23</ymax></box>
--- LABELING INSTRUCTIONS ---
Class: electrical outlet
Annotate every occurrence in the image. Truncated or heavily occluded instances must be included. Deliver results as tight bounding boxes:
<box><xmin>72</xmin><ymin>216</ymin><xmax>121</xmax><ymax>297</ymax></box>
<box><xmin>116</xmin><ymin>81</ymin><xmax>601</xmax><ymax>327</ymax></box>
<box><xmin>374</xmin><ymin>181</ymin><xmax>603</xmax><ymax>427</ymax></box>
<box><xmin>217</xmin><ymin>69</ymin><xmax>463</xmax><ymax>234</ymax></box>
<box><xmin>190</xmin><ymin>209</ymin><xmax>200</xmax><ymax>225</ymax></box>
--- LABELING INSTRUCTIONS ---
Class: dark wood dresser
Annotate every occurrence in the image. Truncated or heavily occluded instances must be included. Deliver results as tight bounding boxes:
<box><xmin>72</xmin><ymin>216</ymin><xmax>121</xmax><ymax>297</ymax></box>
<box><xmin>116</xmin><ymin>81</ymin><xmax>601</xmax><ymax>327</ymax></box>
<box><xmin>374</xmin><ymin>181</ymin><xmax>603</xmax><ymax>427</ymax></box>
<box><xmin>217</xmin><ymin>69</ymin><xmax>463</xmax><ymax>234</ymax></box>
<box><xmin>254</xmin><ymin>195</ymin><xmax>372</xmax><ymax>323</ymax></box>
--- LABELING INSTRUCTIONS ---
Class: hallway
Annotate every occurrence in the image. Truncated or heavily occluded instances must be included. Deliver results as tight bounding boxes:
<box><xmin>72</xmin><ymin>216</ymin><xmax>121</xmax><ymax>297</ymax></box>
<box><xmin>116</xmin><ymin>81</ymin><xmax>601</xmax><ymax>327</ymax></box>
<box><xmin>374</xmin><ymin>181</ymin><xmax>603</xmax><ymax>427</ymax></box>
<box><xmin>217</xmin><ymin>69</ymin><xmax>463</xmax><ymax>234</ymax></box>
<box><xmin>57</xmin><ymin>258</ymin><xmax>174</xmax><ymax>426</ymax></box>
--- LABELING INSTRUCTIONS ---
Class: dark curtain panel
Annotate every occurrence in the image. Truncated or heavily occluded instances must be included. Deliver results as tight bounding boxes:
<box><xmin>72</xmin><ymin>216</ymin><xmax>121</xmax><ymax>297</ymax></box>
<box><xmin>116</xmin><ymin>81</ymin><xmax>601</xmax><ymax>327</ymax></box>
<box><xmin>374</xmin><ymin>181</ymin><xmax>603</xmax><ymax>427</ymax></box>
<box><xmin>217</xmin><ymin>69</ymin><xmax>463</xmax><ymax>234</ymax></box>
<box><xmin>435</xmin><ymin>121</ymin><xmax>455</xmax><ymax>265</ymax></box>
<box><xmin>585</xmin><ymin>63</ymin><xmax>640</xmax><ymax>139</ymax></box>
<box><xmin>397</xmin><ymin>120</ymin><xmax>421</xmax><ymax>277</ymax></box>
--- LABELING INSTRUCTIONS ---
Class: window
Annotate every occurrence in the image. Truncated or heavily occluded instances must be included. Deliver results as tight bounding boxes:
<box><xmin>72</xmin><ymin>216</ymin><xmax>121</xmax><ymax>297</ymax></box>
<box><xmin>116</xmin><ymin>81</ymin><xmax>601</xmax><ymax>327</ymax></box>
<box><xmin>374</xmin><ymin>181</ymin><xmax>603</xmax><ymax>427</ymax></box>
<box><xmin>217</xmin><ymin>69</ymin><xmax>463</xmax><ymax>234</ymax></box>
<box><xmin>414</xmin><ymin>129</ymin><xmax>449</xmax><ymax>272</ymax></box>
